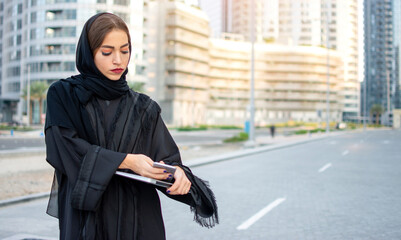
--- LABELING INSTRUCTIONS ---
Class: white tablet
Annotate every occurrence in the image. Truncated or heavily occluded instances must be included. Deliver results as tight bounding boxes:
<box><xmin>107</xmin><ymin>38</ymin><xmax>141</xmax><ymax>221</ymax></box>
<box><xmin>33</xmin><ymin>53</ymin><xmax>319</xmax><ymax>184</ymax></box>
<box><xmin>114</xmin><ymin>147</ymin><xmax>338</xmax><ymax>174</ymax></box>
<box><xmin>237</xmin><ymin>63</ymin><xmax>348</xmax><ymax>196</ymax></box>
<box><xmin>115</xmin><ymin>171</ymin><xmax>173</xmax><ymax>188</ymax></box>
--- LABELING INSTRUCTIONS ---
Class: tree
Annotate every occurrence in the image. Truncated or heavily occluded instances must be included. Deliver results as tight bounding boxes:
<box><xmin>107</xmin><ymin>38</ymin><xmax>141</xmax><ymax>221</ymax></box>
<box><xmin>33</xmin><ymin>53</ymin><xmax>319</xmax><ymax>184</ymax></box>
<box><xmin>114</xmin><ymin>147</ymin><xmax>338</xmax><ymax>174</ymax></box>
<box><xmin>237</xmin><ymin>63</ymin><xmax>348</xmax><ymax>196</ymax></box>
<box><xmin>128</xmin><ymin>82</ymin><xmax>145</xmax><ymax>93</ymax></box>
<box><xmin>370</xmin><ymin>104</ymin><xmax>384</xmax><ymax>125</ymax></box>
<box><xmin>22</xmin><ymin>81</ymin><xmax>49</xmax><ymax>125</ymax></box>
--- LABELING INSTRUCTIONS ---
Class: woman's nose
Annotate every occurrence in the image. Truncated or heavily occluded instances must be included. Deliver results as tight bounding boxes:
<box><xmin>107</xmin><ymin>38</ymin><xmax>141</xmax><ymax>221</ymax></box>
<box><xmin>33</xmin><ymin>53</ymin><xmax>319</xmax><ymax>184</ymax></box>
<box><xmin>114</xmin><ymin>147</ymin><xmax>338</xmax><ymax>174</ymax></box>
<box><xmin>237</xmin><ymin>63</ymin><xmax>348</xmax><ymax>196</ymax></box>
<box><xmin>113</xmin><ymin>53</ymin><xmax>122</xmax><ymax>65</ymax></box>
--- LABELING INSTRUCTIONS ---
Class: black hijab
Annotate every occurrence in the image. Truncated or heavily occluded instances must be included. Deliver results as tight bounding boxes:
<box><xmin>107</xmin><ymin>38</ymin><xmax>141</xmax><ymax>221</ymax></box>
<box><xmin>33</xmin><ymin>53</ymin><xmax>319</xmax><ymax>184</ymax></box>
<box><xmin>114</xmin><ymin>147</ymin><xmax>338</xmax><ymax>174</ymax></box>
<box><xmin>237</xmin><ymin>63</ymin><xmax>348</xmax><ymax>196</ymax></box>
<box><xmin>73</xmin><ymin>12</ymin><xmax>130</xmax><ymax>100</ymax></box>
<box><xmin>45</xmin><ymin>13</ymin><xmax>131</xmax><ymax>138</ymax></box>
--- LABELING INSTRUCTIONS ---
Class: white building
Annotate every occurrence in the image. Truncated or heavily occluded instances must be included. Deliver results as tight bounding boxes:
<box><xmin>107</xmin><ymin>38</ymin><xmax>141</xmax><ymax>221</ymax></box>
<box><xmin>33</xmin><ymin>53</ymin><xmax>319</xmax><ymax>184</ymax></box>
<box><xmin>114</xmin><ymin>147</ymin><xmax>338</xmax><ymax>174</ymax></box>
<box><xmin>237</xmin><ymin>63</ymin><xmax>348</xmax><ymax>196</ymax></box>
<box><xmin>227</xmin><ymin>0</ymin><xmax>360</xmax><ymax>121</ymax></box>
<box><xmin>0</xmin><ymin>0</ymin><xmax>147</xmax><ymax>124</ymax></box>
<box><xmin>198</xmin><ymin>0</ymin><xmax>231</xmax><ymax>38</ymax></box>
<box><xmin>146</xmin><ymin>0</ymin><xmax>344</xmax><ymax>126</ymax></box>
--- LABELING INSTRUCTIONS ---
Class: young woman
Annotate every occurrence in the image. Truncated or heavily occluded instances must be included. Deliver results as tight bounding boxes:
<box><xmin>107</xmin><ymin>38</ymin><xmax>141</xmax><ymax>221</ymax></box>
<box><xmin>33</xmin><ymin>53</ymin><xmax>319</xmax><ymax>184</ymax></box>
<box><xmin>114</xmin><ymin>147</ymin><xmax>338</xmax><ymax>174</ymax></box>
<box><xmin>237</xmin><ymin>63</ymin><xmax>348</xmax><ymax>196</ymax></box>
<box><xmin>45</xmin><ymin>13</ymin><xmax>218</xmax><ymax>239</ymax></box>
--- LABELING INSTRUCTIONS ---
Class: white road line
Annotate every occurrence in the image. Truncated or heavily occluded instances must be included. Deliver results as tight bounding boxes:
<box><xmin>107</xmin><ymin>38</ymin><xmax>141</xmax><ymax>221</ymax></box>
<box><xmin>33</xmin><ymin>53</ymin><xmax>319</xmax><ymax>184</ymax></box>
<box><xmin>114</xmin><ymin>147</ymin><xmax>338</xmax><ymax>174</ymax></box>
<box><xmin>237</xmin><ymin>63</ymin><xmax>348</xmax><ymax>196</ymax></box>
<box><xmin>318</xmin><ymin>163</ymin><xmax>332</xmax><ymax>173</ymax></box>
<box><xmin>237</xmin><ymin>198</ymin><xmax>286</xmax><ymax>230</ymax></box>
<box><xmin>342</xmin><ymin>150</ymin><xmax>349</xmax><ymax>156</ymax></box>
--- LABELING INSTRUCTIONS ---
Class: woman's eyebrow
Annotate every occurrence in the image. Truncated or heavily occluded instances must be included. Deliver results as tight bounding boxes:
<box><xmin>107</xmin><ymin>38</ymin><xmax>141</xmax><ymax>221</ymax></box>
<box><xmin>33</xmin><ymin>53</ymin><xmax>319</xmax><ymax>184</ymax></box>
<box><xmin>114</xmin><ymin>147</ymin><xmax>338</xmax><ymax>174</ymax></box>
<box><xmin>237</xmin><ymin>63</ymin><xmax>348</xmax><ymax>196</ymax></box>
<box><xmin>120</xmin><ymin>43</ymin><xmax>129</xmax><ymax>48</ymax></box>
<box><xmin>100</xmin><ymin>43</ymin><xmax>129</xmax><ymax>49</ymax></box>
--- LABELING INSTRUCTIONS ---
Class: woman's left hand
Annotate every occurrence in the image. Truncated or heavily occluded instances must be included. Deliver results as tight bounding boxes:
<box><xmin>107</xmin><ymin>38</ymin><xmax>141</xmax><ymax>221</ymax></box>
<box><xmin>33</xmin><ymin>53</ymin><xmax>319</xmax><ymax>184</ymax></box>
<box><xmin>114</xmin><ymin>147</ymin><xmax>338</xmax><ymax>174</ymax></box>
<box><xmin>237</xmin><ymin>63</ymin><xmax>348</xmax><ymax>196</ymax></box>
<box><xmin>166</xmin><ymin>166</ymin><xmax>191</xmax><ymax>195</ymax></box>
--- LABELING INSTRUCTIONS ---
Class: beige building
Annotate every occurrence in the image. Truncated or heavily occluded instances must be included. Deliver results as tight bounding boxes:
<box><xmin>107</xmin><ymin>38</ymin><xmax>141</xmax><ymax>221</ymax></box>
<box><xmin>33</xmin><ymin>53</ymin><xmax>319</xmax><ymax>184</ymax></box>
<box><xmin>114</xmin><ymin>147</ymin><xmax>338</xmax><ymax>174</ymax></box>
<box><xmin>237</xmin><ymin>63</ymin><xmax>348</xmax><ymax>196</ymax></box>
<box><xmin>229</xmin><ymin>0</ymin><xmax>360</xmax><ymax>122</ymax></box>
<box><xmin>146</xmin><ymin>0</ymin><xmax>344</xmax><ymax>126</ymax></box>
<box><xmin>146</xmin><ymin>0</ymin><xmax>210</xmax><ymax>126</ymax></box>
<box><xmin>208</xmin><ymin>39</ymin><xmax>343</xmax><ymax>126</ymax></box>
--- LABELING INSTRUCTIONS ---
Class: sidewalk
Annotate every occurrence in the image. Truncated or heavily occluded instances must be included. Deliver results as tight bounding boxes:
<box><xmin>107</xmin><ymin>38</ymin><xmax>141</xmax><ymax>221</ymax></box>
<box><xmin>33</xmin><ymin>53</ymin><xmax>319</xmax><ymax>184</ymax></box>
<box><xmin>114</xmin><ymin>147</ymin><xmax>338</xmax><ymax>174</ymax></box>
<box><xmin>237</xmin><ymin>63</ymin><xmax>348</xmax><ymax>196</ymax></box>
<box><xmin>0</xmin><ymin>131</ymin><xmax>337</xmax><ymax>206</ymax></box>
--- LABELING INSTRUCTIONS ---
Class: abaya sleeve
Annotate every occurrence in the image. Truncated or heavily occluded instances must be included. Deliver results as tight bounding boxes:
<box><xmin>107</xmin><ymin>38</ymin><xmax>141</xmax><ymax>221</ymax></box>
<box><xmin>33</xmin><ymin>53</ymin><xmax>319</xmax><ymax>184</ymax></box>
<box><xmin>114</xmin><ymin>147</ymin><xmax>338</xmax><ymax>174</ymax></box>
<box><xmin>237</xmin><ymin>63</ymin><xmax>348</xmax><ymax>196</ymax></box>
<box><xmin>145</xmin><ymin>112</ymin><xmax>219</xmax><ymax>228</ymax></box>
<box><xmin>46</xmin><ymin>126</ymin><xmax>126</xmax><ymax>212</ymax></box>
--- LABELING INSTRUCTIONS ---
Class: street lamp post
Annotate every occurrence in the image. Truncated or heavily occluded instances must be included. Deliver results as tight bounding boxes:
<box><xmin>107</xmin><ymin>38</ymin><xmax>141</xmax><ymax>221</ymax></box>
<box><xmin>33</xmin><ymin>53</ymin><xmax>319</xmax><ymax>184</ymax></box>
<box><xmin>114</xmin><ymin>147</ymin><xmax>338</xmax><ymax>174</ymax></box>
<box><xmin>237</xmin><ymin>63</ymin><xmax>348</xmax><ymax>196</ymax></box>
<box><xmin>325</xmin><ymin>0</ymin><xmax>331</xmax><ymax>133</ymax></box>
<box><xmin>27</xmin><ymin>65</ymin><xmax>31</xmax><ymax>127</ymax></box>
<box><xmin>248</xmin><ymin>0</ymin><xmax>256</xmax><ymax>145</ymax></box>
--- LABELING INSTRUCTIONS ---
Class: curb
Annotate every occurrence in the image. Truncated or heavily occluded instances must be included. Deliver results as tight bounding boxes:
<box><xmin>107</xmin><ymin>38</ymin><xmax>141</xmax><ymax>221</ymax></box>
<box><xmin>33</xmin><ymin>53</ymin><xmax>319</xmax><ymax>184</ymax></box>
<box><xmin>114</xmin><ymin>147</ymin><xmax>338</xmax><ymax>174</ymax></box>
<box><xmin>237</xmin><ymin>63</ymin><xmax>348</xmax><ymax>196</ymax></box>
<box><xmin>186</xmin><ymin>132</ymin><xmax>335</xmax><ymax>168</ymax></box>
<box><xmin>0</xmin><ymin>132</ymin><xmax>340</xmax><ymax>208</ymax></box>
<box><xmin>0</xmin><ymin>192</ymin><xmax>50</xmax><ymax>208</ymax></box>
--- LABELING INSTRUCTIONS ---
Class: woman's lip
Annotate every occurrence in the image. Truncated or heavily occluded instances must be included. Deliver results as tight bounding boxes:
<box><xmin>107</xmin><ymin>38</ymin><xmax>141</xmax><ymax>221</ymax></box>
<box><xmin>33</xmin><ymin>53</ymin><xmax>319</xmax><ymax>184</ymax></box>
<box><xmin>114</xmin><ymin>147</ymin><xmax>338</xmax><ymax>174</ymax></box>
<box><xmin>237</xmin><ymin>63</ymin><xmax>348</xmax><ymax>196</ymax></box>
<box><xmin>111</xmin><ymin>68</ymin><xmax>124</xmax><ymax>74</ymax></box>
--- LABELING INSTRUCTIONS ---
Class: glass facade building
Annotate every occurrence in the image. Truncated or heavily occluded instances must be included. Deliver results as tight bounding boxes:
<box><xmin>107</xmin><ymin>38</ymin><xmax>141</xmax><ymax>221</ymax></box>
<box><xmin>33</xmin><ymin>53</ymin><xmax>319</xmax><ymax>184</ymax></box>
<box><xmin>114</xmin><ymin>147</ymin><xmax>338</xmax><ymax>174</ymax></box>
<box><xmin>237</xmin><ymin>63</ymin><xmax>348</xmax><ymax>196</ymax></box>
<box><xmin>363</xmin><ymin>0</ymin><xmax>399</xmax><ymax>125</ymax></box>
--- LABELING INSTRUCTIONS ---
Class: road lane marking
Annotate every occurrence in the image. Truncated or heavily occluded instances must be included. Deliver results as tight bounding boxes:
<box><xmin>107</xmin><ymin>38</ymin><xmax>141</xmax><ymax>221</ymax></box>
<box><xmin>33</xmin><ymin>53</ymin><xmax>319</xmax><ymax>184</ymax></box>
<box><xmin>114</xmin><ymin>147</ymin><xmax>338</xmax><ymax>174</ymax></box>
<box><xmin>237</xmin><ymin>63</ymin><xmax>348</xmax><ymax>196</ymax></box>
<box><xmin>237</xmin><ymin>198</ymin><xmax>286</xmax><ymax>230</ymax></box>
<box><xmin>318</xmin><ymin>163</ymin><xmax>332</xmax><ymax>173</ymax></box>
<box><xmin>342</xmin><ymin>150</ymin><xmax>349</xmax><ymax>156</ymax></box>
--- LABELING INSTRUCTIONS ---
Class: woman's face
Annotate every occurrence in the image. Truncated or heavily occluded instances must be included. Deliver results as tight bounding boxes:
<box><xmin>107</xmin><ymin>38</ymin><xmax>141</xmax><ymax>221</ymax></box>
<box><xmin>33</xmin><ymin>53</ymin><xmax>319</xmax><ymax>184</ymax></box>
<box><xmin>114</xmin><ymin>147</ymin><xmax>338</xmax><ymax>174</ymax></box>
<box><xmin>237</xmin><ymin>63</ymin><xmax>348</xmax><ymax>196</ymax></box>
<box><xmin>94</xmin><ymin>29</ymin><xmax>130</xmax><ymax>81</ymax></box>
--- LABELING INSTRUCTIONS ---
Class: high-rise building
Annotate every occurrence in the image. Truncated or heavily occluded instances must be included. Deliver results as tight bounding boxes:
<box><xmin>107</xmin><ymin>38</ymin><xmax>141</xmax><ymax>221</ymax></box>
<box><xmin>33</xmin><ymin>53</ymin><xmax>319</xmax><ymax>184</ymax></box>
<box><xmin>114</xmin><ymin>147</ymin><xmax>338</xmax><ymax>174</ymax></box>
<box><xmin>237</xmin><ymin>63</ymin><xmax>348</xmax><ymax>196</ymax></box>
<box><xmin>0</xmin><ymin>0</ymin><xmax>147</xmax><ymax>124</ymax></box>
<box><xmin>231</xmin><ymin>0</ymin><xmax>265</xmax><ymax>42</ymax></box>
<box><xmin>393</xmin><ymin>0</ymin><xmax>401</xmax><ymax>109</ymax></box>
<box><xmin>198</xmin><ymin>0</ymin><xmax>231</xmax><ymax>38</ymax></box>
<box><xmin>363</xmin><ymin>0</ymin><xmax>397</xmax><ymax>125</ymax></box>
<box><xmin>277</xmin><ymin>0</ymin><xmax>360</xmax><ymax>122</ymax></box>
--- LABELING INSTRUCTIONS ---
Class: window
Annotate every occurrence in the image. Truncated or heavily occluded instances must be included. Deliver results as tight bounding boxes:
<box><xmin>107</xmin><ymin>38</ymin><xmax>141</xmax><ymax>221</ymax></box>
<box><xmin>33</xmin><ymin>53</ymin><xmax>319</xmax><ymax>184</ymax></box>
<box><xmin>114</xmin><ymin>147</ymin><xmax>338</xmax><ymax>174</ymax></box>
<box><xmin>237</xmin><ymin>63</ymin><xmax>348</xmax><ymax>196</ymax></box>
<box><xmin>114</xmin><ymin>0</ymin><xmax>130</xmax><ymax>6</ymax></box>
<box><xmin>46</xmin><ymin>9</ymin><xmax>76</xmax><ymax>21</ymax></box>
<box><xmin>64</xmin><ymin>62</ymin><xmax>75</xmax><ymax>71</ymax></box>
<box><xmin>116</xmin><ymin>12</ymin><xmax>129</xmax><ymax>23</ymax></box>
<box><xmin>16</xmin><ymin>35</ymin><xmax>21</xmax><ymax>45</ymax></box>
<box><xmin>8</xmin><ymin>36</ymin><xmax>14</xmax><ymax>46</ymax></box>
<box><xmin>46</xmin><ymin>0</ymin><xmax>77</xmax><ymax>3</ymax></box>
<box><xmin>7</xmin><ymin>66</ymin><xmax>21</xmax><ymax>77</ymax></box>
<box><xmin>45</xmin><ymin>27</ymin><xmax>76</xmax><ymax>38</ymax></box>
<box><xmin>45</xmin><ymin>44</ymin><xmax>62</xmax><ymax>54</ymax></box>
<box><xmin>8</xmin><ymin>21</ymin><xmax>15</xmax><ymax>32</ymax></box>
<box><xmin>17</xmin><ymin>19</ymin><xmax>22</xmax><ymax>30</ymax></box>
<box><xmin>18</xmin><ymin>4</ymin><xmax>22</xmax><ymax>14</ymax></box>
<box><xmin>30</xmin><ymin>29</ymin><xmax>37</xmax><ymax>39</ymax></box>
<box><xmin>31</xmin><ymin>12</ymin><xmax>37</xmax><ymax>23</ymax></box>
<box><xmin>63</xmin><ymin>44</ymin><xmax>75</xmax><ymax>54</ymax></box>
<box><xmin>7</xmin><ymin>82</ymin><xmax>20</xmax><ymax>92</ymax></box>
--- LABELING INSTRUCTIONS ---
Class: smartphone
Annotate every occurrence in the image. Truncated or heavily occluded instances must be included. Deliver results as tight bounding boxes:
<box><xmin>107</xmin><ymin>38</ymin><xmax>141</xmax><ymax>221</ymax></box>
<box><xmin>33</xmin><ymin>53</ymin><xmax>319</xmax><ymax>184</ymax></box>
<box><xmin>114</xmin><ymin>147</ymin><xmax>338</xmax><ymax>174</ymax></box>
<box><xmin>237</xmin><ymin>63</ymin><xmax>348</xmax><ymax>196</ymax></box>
<box><xmin>153</xmin><ymin>162</ymin><xmax>176</xmax><ymax>174</ymax></box>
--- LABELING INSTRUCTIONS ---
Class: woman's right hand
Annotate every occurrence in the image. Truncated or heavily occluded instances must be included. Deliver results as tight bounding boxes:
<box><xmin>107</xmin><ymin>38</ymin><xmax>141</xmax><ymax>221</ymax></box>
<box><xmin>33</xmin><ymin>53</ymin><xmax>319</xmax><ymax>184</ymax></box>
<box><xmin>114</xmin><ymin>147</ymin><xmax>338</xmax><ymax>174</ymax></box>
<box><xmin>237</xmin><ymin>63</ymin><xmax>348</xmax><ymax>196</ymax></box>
<box><xmin>119</xmin><ymin>154</ymin><xmax>172</xmax><ymax>181</ymax></box>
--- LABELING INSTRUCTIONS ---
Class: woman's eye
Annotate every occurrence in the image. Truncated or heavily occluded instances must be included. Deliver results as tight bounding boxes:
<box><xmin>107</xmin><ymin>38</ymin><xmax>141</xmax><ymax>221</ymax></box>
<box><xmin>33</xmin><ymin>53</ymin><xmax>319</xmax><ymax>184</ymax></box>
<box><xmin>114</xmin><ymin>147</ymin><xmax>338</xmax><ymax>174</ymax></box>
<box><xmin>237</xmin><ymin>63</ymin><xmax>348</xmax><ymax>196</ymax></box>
<box><xmin>102</xmin><ymin>51</ymin><xmax>112</xmax><ymax>56</ymax></box>
<box><xmin>121</xmin><ymin>48</ymin><xmax>129</xmax><ymax>54</ymax></box>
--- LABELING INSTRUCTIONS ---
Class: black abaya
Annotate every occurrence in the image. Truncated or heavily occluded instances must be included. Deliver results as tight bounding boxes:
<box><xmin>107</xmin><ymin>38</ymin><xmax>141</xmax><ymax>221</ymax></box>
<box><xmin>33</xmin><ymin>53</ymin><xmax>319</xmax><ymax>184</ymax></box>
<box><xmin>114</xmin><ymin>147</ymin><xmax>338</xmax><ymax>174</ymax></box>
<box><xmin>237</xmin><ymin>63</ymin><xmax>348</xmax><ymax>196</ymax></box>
<box><xmin>46</xmin><ymin>90</ymin><xmax>195</xmax><ymax>239</ymax></box>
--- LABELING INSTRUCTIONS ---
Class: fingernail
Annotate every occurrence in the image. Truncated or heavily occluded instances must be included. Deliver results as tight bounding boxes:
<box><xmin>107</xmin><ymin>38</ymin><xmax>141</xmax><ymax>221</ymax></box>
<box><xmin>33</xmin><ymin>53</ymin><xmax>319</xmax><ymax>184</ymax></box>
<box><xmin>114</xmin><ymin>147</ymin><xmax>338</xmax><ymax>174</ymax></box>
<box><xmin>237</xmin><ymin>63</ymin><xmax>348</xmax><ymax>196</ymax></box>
<box><xmin>164</xmin><ymin>170</ymin><xmax>167</xmax><ymax>173</ymax></box>
<box><xmin>169</xmin><ymin>174</ymin><xmax>172</xmax><ymax>178</ymax></box>
<box><xmin>167</xmin><ymin>190</ymin><xmax>170</xmax><ymax>193</ymax></box>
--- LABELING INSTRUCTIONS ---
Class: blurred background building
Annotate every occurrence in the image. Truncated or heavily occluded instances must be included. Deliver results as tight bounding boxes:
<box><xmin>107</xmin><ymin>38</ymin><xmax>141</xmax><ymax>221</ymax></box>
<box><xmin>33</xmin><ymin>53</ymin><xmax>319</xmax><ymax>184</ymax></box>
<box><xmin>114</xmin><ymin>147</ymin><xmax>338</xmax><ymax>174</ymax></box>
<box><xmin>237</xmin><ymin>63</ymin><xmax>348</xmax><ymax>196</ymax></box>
<box><xmin>0</xmin><ymin>0</ymin><xmax>147</xmax><ymax>124</ymax></box>
<box><xmin>207</xmin><ymin>40</ymin><xmax>343</xmax><ymax>126</ymax></box>
<box><xmin>146</xmin><ymin>0</ymin><xmax>343</xmax><ymax>126</ymax></box>
<box><xmin>0</xmin><ymin>0</ymin><xmax>399</xmax><ymax>127</ymax></box>
<box><xmin>200</xmin><ymin>0</ymin><xmax>360</xmax><ymax>123</ymax></box>
<box><xmin>363</xmin><ymin>0</ymin><xmax>401</xmax><ymax>125</ymax></box>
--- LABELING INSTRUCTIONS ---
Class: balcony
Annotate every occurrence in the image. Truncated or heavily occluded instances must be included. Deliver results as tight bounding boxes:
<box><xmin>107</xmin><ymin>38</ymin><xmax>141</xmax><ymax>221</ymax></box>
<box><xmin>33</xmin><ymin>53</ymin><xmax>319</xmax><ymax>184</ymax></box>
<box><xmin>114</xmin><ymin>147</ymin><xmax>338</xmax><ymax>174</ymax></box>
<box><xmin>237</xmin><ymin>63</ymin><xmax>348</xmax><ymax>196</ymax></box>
<box><xmin>166</xmin><ymin>61</ymin><xmax>209</xmax><ymax>76</ymax></box>
<box><xmin>166</xmin><ymin>16</ymin><xmax>209</xmax><ymax>37</ymax></box>
<box><xmin>166</xmin><ymin>33</ymin><xmax>209</xmax><ymax>49</ymax></box>
<box><xmin>166</xmin><ymin>46</ymin><xmax>209</xmax><ymax>63</ymax></box>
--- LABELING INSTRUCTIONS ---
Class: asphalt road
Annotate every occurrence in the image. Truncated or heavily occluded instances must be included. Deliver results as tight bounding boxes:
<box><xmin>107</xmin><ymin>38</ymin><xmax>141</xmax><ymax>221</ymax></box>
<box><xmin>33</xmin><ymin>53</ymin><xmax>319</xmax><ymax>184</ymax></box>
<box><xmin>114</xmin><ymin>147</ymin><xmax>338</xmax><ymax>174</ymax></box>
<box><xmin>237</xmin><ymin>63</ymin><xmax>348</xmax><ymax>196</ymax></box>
<box><xmin>0</xmin><ymin>129</ymin><xmax>400</xmax><ymax>239</ymax></box>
